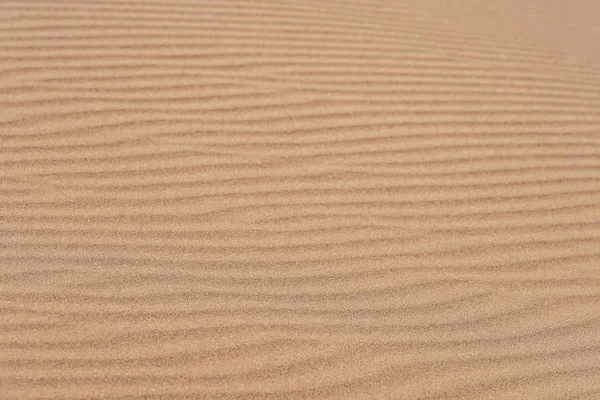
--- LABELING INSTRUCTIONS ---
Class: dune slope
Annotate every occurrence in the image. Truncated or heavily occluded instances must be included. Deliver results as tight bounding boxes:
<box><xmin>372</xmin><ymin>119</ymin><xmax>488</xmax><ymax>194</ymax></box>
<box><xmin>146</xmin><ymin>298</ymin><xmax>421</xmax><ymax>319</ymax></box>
<box><xmin>1</xmin><ymin>0</ymin><xmax>600</xmax><ymax>398</ymax></box>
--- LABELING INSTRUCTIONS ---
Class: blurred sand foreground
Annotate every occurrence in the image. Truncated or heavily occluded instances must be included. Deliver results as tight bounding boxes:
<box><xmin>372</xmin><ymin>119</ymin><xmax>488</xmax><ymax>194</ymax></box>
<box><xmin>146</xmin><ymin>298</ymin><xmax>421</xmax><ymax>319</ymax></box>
<box><xmin>1</xmin><ymin>0</ymin><xmax>600</xmax><ymax>398</ymax></box>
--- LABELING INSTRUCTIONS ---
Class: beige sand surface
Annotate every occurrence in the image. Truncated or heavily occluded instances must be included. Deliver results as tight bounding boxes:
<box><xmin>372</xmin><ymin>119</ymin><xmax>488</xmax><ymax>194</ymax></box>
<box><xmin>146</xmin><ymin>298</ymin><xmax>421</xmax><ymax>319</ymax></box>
<box><xmin>1</xmin><ymin>0</ymin><xmax>600</xmax><ymax>398</ymax></box>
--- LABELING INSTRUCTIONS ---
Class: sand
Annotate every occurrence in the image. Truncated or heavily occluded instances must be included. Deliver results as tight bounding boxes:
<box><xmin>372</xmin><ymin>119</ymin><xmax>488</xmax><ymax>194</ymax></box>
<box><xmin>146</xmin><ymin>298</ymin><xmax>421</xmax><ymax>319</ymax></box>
<box><xmin>1</xmin><ymin>0</ymin><xmax>600</xmax><ymax>399</ymax></box>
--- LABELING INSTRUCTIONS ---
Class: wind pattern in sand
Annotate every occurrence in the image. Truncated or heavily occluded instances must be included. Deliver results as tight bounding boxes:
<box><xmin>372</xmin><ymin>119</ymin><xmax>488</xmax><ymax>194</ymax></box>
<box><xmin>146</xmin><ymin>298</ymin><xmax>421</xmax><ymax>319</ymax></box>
<box><xmin>1</xmin><ymin>0</ymin><xmax>600</xmax><ymax>399</ymax></box>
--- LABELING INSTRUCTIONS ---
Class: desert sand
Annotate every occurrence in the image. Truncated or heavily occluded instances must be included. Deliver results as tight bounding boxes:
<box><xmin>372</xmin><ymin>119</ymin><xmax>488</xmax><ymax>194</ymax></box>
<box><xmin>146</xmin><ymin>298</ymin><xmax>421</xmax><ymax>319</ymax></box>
<box><xmin>1</xmin><ymin>0</ymin><xmax>600</xmax><ymax>399</ymax></box>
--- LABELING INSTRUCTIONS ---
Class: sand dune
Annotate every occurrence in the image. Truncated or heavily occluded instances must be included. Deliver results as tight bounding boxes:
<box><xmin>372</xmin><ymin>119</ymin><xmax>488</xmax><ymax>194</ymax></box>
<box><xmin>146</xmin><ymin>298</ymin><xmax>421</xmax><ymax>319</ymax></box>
<box><xmin>1</xmin><ymin>0</ymin><xmax>600</xmax><ymax>398</ymax></box>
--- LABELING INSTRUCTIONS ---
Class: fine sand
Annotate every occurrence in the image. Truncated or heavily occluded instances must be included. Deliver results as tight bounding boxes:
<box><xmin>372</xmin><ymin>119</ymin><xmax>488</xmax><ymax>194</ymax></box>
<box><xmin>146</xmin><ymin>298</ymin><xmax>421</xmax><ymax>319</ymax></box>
<box><xmin>2</xmin><ymin>1</ymin><xmax>600</xmax><ymax>399</ymax></box>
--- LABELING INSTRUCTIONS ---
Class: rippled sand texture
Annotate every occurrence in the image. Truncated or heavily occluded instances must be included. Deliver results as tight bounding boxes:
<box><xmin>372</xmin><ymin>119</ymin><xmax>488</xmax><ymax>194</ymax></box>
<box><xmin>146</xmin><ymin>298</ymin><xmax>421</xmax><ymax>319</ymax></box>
<box><xmin>2</xmin><ymin>0</ymin><xmax>600</xmax><ymax>399</ymax></box>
